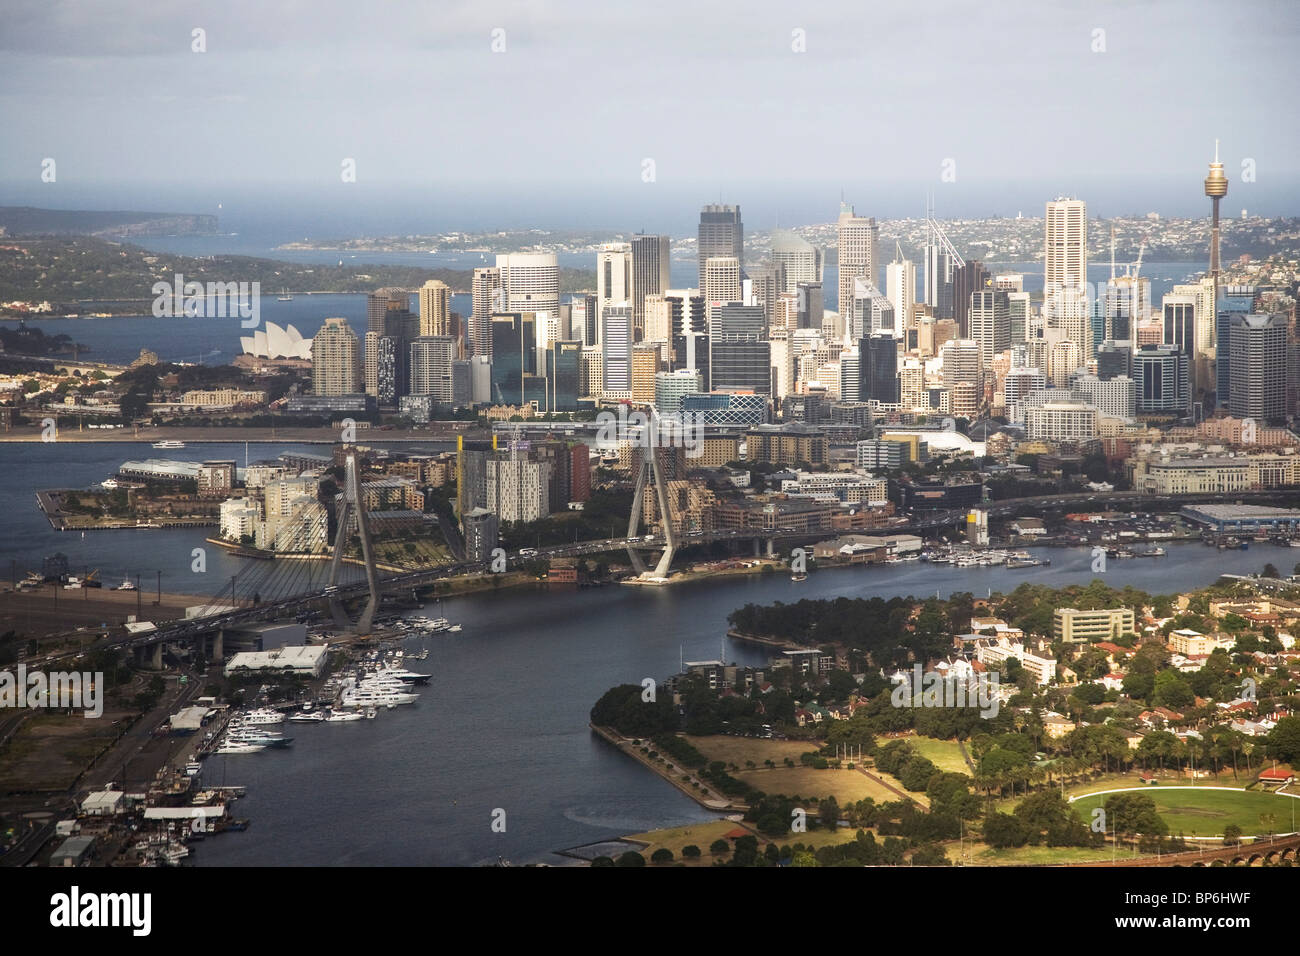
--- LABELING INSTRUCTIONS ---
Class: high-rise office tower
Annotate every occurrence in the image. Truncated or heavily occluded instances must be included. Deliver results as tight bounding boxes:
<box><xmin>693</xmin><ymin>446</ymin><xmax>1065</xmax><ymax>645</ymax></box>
<box><xmin>771</xmin><ymin>230</ymin><xmax>822</xmax><ymax>292</ymax></box>
<box><xmin>702</xmin><ymin>256</ymin><xmax>742</xmax><ymax>323</ymax></box>
<box><xmin>940</xmin><ymin>338</ymin><xmax>984</xmax><ymax>392</ymax></box>
<box><xmin>666</xmin><ymin>289</ymin><xmax>708</xmax><ymax>384</ymax></box>
<box><xmin>1162</xmin><ymin>294</ymin><xmax>1197</xmax><ymax>358</ymax></box>
<box><xmin>418</xmin><ymin>279</ymin><xmax>452</xmax><ymax>338</ymax></box>
<box><xmin>837</xmin><ymin>202</ymin><xmax>878</xmax><ymax>320</ymax></box>
<box><xmin>951</xmin><ymin>260</ymin><xmax>989</xmax><ymax>337</ymax></box>
<box><xmin>311</xmin><ymin>317</ymin><xmax>361</xmax><ymax>395</ymax></box>
<box><xmin>601</xmin><ymin>305</ymin><xmax>633</xmax><ymax>395</ymax></box>
<box><xmin>698</xmin><ymin>204</ymin><xmax>743</xmax><ymax>283</ymax></box>
<box><xmin>1133</xmin><ymin>344</ymin><xmax>1190</xmax><ymax>415</ymax></box>
<box><xmin>409</xmin><ymin>335</ymin><xmax>456</xmax><ymax>403</ymax></box>
<box><xmin>1096</xmin><ymin>340</ymin><xmax>1132</xmax><ymax>381</ymax></box>
<box><xmin>1215</xmin><ymin>284</ymin><xmax>1257</xmax><ymax>403</ymax></box>
<box><xmin>630</xmin><ymin>344</ymin><xmax>662</xmax><ymax>405</ymax></box>
<box><xmin>630</xmin><ymin>234</ymin><xmax>671</xmax><ymax>338</ymax></box>
<box><xmin>497</xmin><ymin>254</ymin><xmax>559</xmax><ymax>318</ymax></box>
<box><xmin>922</xmin><ymin>214</ymin><xmax>962</xmax><ymax>321</ymax></box>
<box><xmin>860</xmin><ymin>332</ymin><xmax>900</xmax><ymax>404</ymax></box>
<box><xmin>1045</xmin><ymin>197</ymin><xmax>1090</xmax><ymax>363</ymax></box>
<box><xmin>850</xmin><ymin>279</ymin><xmax>895</xmax><ymax>341</ymax></box>
<box><xmin>886</xmin><ymin>251</ymin><xmax>916</xmax><ymax>332</ymax></box>
<box><xmin>799</xmin><ymin>282</ymin><xmax>824</xmax><ymax>333</ymax></box>
<box><xmin>596</xmin><ymin>242</ymin><xmax>632</xmax><ymax>323</ymax></box>
<box><xmin>470</xmin><ymin>267</ymin><xmax>502</xmax><ymax>357</ymax></box>
<box><xmin>1104</xmin><ymin>275</ymin><xmax>1149</xmax><ymax>341</ymax></box>
<box><xmin>643</xmin><ymin>293</ymin><xmax>671</xmax><ymax>343</ymax></box>
<box><xmin>709</xmin><ymin>303</ymin><xmax>769</xmax><ymax>395</ymax></box>
<box><xmin>489</xmin><ymin>312</ymin><xmax>537</xmax><ymax>405</ymax></box>
<box><xmin>366</xmin><ymin>287</ymin><xmax>409</xmax><ymax>336</ymax></box>
<box><xmin>655</xmin><ymin>369</ymin><xmax>703</xmax><ymax>414</ymax></box>
<box><xmin>1228</xmin><ymin>313</ymin><xmax>1287</xmax><ymax>422</ymax></box>
<box><xmin>1006</xmin><ymin>291</ymin><xmax>1031</xmax><ymax>343</ymax></box>
<box><xmin>745</xmin><ymin>263</ymin><xmax>784</xmax><ymax>326</ymax></box>
<box><xmin>969</xmin><ymin>289</ymin><xmax>1011</xmax><ymax>366</ymax></box>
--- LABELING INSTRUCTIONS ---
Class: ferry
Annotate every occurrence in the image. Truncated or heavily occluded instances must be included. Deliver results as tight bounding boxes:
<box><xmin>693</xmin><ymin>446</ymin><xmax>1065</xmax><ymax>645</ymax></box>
<box><xmin>116</xmin><ymin>578</ymin><xmax>137</xmax><ymax>591</ymax></box>
<box><xmin>152</xmin><ymin>440</ymin><xmax>186</xmax><ymax>450</ymax></box>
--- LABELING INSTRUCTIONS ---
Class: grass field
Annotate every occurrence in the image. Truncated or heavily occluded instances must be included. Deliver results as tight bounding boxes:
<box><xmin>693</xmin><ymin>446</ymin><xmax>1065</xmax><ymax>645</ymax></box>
<box><xmin>684</xmin><ymin>735</ymin><xmax>814</xmax><ymax>768</ymax></box>
<box><xmin>733</xmin><ymin>766</ymin><xmax>927</xmax><ymax>806</ymax></box>
<box><xmin>1070</xmin><ymin>787</ymin><xmax>1299</xmax><ymax>838</ymax></box>
<box><xmin>962</xmin><ymin>842</ymin><xmax>1119</xmax><ymax>865</ymax></box>
<box><xmin>907</xmin><ymin>736</ymin><xmax>972</xmax><ymax>776</ymax></box>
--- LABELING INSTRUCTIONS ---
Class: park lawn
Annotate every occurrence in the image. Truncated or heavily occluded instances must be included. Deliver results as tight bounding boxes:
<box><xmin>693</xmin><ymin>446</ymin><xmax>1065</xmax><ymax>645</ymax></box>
<box><xmin>623</xmin><ymin>820</ymin><xmax>744</xmax><ymax>866</ymax></box>
<box><xmin>733</xmin><ymin>766</ymin><xmax>927</xmax><ymax>807</ymax></box>
<box><xmin>684</xmin><ymin>734</ymin><xmax>814</xmax><ymax>769</ymax></box>
<box><xmin>907</xmin><ymin>735</ymin><xmax>972</xmax><ymax>776</ymax></box>
<box><xmin>963</xmin><ymin>841</ymin><xmax>1119</xmax><ymax>866</ymax></box>
<box><xmin>1070</xmin><ymin>787</ymin><xmax>1297</xmax><ymax>839</ymax></box>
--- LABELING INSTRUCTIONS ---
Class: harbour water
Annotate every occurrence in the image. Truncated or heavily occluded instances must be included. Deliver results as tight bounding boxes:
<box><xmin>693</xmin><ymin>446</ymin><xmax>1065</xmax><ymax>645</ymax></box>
<box><xmin>0</xmin><ymin>442</ymin><xmax>1292</xmax><ymax>863</ymax></box>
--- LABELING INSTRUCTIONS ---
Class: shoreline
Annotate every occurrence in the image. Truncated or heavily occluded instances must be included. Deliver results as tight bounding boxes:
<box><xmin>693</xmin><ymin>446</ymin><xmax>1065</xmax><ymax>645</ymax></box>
<box><xmin>588</xmin><ymin>723</ymin><xmax>738</xmax><ymax>812</ymax></box>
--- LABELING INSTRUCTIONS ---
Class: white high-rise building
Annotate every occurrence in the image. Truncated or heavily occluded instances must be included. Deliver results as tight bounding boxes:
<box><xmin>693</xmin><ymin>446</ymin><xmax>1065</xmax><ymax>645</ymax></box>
<box><xmin>771</xmin><ymin>230</ymin><xmax>822</xmax><ymax>292</ymax></box>
<box><xmin>601</xmin><ymin>305</ymin><xmax>633</xmax><ymax>396</ymax></box>
<box><xmin>470</xmin><ymin>267</ymin><xmax>502</xmax><ymax>357</ymax></box>
<box><xmin>1004</xmin><ymin>366</ymin><xmax>1047</xmax><ymax>423</ymax></box>
<box><xmin>886</xmin><ymin>256</ymin><xmax>916</xmax><ymax>331</ymax></box>
<box><xmin>1044</xmin><ymin>198</ymin><xmax>1090</xmax><ymax>363</ymax></box>
<box><xmin>643</xmin><ymin>294</ymin><xmax>671</xmax><ymax>343</ymax></box>
<box><xmin>409</xmin><ymin>336</ymin><xmax>456</xmax><ymax>403</ymax></box>
<box><xmin>837</xmin><ymin>202</ymin><xmax>879</xmax><ymax>320</ymax></box>
<box><xmin>702</xmin><ymin>256</ymin><xmax>742</xmax><ymax>323</ymax></box>
<box><xmin>597</xmin><ymin>243</ymin><xmax>632</xmax><ymax>322</ymax></box>
<box><xmin>497</xmin><ymin>253</ymin><xmax>559</xmax><ymax>318</ymax></box>
<box><xmin>311</xmin><ymin>317</ymin><xmax>360</xmax><ymax>395</ymax></box>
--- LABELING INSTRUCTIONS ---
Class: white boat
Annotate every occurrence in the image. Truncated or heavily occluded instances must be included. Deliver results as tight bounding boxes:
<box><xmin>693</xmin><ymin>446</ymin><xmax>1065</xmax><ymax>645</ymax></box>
<box><xmin>214</xmin><ymin>742</ymin><xmax>265</xmax><ymax>754</ymax></box>
<box><xmin>325</xmin><ymin>710</ymin><xmax>363</xmax><ymax>722</ymax></box>
<box><xmin>446</xmin><ymin>624</ymin><xmax>462</xmax><ymax>633</ymax></box>
<box><xmin>289</xmin><ymin>710</ymin><xmax>325</xmax><ymax>723</ymax></box>
<box><xmin>152</xmin><ymin>440</ymin><xmax>186</xmax><ymax>449</ymax></box>
<box><xmin>116</xmin><ymin>577</ymin><xmax>137</xmax><ymax>591</ymax></box>
<box><xmin>233</xmin><ymin>708</ymin><xmax>285</xmax><ymax>725</ymax></box>
<box><xmin>364</xmin><ymin>708</ymin><xmax>377</xmax><ymax>720</ymax></box>
<box><xmin>100</xmin><ymin>478</ymin><xmax>119</xmax><ymax>490</ymax></box>
<box><xmin>340</xmin><ymin>687</ymin><xmax>418</xmax><ymax>708</ymax></box>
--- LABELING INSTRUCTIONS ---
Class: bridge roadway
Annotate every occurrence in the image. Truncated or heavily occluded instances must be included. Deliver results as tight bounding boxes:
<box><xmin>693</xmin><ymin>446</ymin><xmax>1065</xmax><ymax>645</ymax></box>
<box><xmin>77</xmin><ymin>488</ymin><xmax>1300</xmax><ymax>654</ymax></box>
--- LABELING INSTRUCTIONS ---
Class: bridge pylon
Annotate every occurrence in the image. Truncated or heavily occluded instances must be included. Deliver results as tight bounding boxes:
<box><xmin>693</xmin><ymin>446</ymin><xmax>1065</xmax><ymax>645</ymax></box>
<box><xmin>327</xmin><ymin>452</ymin><xmax>381</xmax><ymax>634</ymax></box>
<box><xmin>626</xmin><ymin>440</ymin><xmax>677</xmax><ymax>578</ymax></box>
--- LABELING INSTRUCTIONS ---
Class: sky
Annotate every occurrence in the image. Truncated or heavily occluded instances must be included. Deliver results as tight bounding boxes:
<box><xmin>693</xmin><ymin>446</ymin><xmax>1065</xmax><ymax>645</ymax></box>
<box><xmin>1</xmin><ymin>0</ymin><xmax>1298</xmax><ymax>229</ymax></box>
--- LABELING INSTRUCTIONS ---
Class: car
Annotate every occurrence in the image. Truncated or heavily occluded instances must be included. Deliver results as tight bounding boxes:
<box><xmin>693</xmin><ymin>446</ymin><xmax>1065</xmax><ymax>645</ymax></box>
<box><xmin>518</xmin><ymin>548</ymin><xmax>538</xmax><ymax>557</ymax></box>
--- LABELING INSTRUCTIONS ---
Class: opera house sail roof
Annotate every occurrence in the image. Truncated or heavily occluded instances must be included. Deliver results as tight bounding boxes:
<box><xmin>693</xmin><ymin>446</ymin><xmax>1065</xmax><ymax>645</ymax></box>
<box><xmin>240</xmin><ymin>321</ymin><xmax>313</xmax><ymax>359</ymax></box>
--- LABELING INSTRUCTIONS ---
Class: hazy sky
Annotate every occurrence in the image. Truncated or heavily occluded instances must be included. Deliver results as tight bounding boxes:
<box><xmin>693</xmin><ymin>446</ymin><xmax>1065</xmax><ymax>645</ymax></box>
<box><xmin>2</xmin><ymin>0</ymin><xmax>1298</xmax><ymax>223</ymax></box>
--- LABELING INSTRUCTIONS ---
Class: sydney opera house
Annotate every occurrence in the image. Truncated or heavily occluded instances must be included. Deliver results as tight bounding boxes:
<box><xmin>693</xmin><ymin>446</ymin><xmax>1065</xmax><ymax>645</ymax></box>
<box><xmin>235</xmin><ymin>321</ymin><xmax>314</xmax><ymax>371</ymax></box>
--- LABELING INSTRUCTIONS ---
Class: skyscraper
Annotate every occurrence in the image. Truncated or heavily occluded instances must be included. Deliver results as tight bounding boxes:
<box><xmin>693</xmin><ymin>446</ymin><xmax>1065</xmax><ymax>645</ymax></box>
<box><xmin>968</xmin><ymin>289</ymin><xmax>1011</xmax><ymax>366</ymax></box>
<box><xmin>1162</xmin><ymin>294</ymin><xmax>1197</xmax><ymax>358</ymax></box>
<box><xmin>311</xmin><ymin>317</ymin><xmax>360</xmax><ymax>395</ymax></box>
<box><xmin>1133</xmin><ymin>344</ymin><xmax>1190</xmax><ymax>416</ymax></box>
<box><xmin>837</xmin><ymin>202</ymin><xmax>878</xmax><ymax>320</ymax></box>
<box><xmin>885</xmin><ymin>252</ymin><xmax>916</xmax><ymax>332</ymax></box>
<box><xmin>771</xmin><ymin>230</ymin><xmax>822</xmax><ymax>292</ymax></box>
<box><xmin>702</xmin><ymin>256</ymin><xmax>742</xmax><ymax>323</ymax></box>
<box><xmin>861</xmin><ymin>332</ymin><xmax>900</xmax><ymax>404</ymax></box>
<box><xmin>709</xmin><ymin>303</ymin><xmax>769</xmax><ymax>395</ymax></box>
<box><xmin>601</xmin><ymin>305</ymin><xmax>633</xmax><ymax>396</ymax></box>
<box><xmin>1044</xmin><ymin>197</ymin><xmax>1090</xmax><ymax>364</ymax></box>
<box><xmin>697</xmin><ymin>204</ymin><xmax>743</xmax><ymax>284</ymax></box>
<box><xmin>1228</xmin><ymin>313</ymin><xmax>1287</xmax><ymax>423</ymax></box>
<box><xmin>630</xmin><ymin>234</ymin><xmax>671</xmax><ymax>337</ymax></box>
<box><xmin>409</xmin><ymin>335</ymin><xmax>457</xmax><ymax>403</ymax></box>
<box><xmin>489</xmin><ymin>312</ymin><xmax>537</xmax><ymax>406</ymax></box>
<box><xmin>470</xmin><ymin>267</ymin><xmax>502</xmax><ymax>358</ymax></box>
<box><xmin>417</xmin><ymin>279</ymin><xmax>452</xmax><ymax>338</ymax></box>
<box><xmin>497</xmin><ymin>254</ymin><xmax>559</xmax><ymax>318</ymax></box>
<box><xmin>951</xmin><ymin>260</ymin><xmax>989</xmax><ymax>337</ymax></box>
<box><xmin>596</xmin><ymin>242</ymin><xmax>632</xmax><ymax>325</ymax></box>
